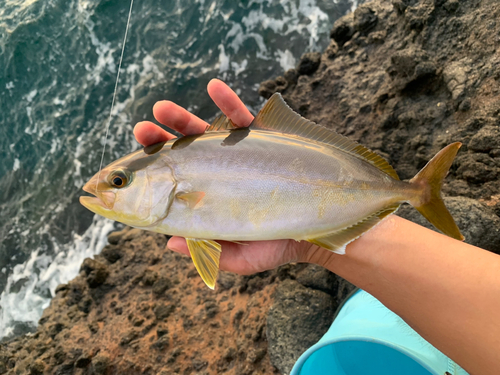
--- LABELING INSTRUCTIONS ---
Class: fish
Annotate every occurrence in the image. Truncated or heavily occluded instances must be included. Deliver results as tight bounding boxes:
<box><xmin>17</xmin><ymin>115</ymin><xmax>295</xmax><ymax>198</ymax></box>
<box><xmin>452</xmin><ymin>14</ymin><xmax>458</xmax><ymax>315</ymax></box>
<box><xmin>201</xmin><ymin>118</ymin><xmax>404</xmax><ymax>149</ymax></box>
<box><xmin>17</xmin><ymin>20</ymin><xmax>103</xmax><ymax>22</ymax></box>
<box><xmin>80</xmin><ymin>93</ymin><xmax>464</xmax><ymax>289</ymax></box>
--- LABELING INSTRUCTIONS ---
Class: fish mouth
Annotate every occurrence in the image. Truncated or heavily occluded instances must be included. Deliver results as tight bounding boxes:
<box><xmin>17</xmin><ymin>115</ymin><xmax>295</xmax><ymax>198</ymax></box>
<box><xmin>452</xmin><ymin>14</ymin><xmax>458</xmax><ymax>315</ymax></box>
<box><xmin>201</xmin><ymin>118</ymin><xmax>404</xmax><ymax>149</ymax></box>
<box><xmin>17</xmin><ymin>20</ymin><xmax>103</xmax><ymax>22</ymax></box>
<box><xmin>79</xmin><ymin>195</ymin><xmax>108</xmax><ymax>212</ymax></box>
<box><xmin>80</xmin><ymin>181</ymin><xmax>115</xmax><ymax>211</ymax></box>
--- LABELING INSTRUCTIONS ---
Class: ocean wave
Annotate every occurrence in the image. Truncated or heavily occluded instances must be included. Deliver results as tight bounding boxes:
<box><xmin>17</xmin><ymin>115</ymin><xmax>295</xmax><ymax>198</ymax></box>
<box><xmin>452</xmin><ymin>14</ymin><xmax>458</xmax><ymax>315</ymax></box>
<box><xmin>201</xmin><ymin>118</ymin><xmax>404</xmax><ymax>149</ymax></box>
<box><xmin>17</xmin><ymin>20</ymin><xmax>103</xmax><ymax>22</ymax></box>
<box><xmin>0</xmin><ymin>216</ymin><xmax>115</xmax><ymax>340</ymax></box>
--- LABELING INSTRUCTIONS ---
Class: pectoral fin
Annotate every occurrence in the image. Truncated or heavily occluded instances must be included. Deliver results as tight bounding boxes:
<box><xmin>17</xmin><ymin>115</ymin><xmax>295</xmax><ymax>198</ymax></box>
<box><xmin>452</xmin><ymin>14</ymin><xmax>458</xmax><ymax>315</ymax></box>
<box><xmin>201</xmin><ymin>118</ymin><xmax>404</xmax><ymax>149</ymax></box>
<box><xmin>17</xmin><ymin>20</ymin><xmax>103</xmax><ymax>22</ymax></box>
<box><xmin>186</xmin><ymin>238</ymin><xmax>222</xmax><ymax>289</ymax></box>
<box><xmin>176</xmin><ymin>191</ymin><xmax>205</xmax><ymax>209</ymax></box>
<box><xmin>307</xmin><ymin>204</ymin><xmax>400</xmax><ymax>254</ymax></box>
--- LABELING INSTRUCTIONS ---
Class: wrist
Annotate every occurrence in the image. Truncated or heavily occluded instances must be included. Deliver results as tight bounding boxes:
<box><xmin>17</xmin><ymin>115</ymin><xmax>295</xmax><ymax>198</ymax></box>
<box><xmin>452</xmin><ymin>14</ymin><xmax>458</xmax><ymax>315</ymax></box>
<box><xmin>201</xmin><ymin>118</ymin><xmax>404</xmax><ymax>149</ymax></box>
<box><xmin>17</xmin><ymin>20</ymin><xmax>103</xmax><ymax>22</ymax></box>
<box><xmin>295</xmin><ymin>241</ymin><xmax>339</xmax><ymax>269</ymax></box>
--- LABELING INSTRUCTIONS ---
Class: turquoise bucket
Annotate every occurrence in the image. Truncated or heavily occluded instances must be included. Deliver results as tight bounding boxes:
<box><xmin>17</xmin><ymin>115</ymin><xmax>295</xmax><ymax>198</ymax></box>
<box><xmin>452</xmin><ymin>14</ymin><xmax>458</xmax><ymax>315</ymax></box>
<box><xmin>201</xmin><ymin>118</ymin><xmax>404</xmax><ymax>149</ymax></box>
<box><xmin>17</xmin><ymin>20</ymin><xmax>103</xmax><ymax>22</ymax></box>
<box><xmin>290</xmin><ymin>290</ymin><xmax>469</xmax><ymax>375</ymax></box>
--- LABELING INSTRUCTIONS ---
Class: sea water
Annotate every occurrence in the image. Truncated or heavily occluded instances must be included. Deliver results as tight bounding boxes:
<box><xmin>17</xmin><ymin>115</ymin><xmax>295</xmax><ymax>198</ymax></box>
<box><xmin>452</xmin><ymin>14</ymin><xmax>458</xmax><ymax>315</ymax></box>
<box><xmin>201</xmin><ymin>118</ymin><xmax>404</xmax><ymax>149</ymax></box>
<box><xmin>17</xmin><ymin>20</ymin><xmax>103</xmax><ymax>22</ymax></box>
<box><xmin>0</xmin><ymin>0</ymin><xmax>361</xmax><ymax>340</ymax></box>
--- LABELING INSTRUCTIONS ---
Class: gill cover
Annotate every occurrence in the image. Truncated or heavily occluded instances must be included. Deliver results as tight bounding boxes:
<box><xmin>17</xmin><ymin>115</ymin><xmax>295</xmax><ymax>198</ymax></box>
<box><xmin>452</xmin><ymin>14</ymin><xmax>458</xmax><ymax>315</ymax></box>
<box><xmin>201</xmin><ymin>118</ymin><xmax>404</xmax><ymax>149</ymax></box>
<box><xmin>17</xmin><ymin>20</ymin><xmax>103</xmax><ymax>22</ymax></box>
<box><xmin>80</xmin><ymin>149</ymin><xmax>177</xmax><ymax>228</ymax></box>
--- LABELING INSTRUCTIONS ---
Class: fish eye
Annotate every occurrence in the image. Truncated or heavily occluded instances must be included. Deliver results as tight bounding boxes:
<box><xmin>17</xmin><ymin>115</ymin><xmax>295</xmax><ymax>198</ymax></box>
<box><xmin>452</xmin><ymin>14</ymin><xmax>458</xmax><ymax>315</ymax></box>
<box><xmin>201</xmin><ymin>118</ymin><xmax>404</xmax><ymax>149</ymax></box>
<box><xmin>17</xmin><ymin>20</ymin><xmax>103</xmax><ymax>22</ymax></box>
<box><xmin>109</xmin><ymin>170</ymin><xmax>131</xmax><ymax>189</ymax></box>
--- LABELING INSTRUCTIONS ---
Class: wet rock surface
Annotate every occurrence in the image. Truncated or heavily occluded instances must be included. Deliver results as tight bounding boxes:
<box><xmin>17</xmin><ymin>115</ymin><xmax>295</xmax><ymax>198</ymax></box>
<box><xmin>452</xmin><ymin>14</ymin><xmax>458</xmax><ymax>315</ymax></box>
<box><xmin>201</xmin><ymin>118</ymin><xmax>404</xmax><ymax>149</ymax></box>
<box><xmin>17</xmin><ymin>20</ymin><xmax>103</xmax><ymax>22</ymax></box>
<box><xmin>2</xmin><ymin>0</ymin><xmax>500</xmax><ymax>373</ymax></box>
<box><xmin>267</xmin><ymin>271</ymin><xmax>356</xmax><ymax>375</ymax></box>
<box><xmin>267</xmin><ymin>280</ymin><xmax>337</xmax><ymax>375</ymax></box>
<box><xmin>0</xmin><ymin>229</ymin><xmax>278</xmax><ymax>374</ymax></box>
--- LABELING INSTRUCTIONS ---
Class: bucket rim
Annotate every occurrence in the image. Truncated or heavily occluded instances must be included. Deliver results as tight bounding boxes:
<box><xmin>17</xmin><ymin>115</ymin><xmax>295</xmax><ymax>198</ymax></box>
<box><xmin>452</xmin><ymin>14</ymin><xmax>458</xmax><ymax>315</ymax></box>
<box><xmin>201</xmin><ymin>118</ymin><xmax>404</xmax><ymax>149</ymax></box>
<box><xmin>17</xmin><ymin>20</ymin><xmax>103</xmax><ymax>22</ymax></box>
<box><xmin>291</xmin><ymin>334</ymin><xmax>441</xmax><ymax>375</ymax></box>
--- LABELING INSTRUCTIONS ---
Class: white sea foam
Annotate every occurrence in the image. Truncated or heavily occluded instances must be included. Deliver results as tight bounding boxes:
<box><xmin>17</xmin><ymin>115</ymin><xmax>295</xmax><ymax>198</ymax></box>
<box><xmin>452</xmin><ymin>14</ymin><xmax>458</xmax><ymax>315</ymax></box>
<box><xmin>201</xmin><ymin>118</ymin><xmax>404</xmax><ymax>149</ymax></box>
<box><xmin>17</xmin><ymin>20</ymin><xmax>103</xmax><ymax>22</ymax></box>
<box><xmin>26</xmin><ymin>89</ymin><xmax>37</xmax><ymax>102</ymax></box>
<box><xmin>276</xmin><ymin>49</ymin><xmax>296</xmax><ymax>71</ymax></box>
<box><xmin>0</xmin><ymin>215</ymin><xmax>115</xmax><ymax>340</ymax></box>
<box><xmin>231</xmin><ymin>59</ymin><xmax>248</xmax><ymax>76</ymax></box>
<box><xmin>12</xmin><ymin>158</ymin><xmax>20</xmax><ymax>171</ymax></box>
<box><xmin>218</xmin><ymin>44</ymin><xmax>230</xmax><ymax>72</ymax></box>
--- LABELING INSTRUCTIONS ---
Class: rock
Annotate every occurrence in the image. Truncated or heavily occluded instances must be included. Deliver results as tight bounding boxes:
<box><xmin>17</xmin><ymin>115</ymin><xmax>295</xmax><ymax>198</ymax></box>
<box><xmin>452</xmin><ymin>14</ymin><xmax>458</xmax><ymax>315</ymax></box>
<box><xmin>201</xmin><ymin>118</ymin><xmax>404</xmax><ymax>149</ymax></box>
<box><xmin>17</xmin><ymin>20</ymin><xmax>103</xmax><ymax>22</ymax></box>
<box><xmin>330</xmin><ymin>13</ymin><xmax>354</xmax><ymax>46</ymax></box>
<box><xmin>80</xmin><ymin>258</ymin><xmax>109</xmax><ymax>288</ymax></box>
<box><xmin>391</xmin><ymin>0</ymin><xmax>416</xmax><ymax>15</ymax></box>
<box><xmin>401</xmin><ymin>0</ymin><xmax>435</xmax><ymax>32</ymax></box>
<box><xmin>156</xmin><ymin>325</ymin><xmax>168</xmax><ymax>337</ymax></box>
<box><xmin>444</xmin><ymin>0</ymin><xmax>460</xmax><ymax>13</ymax></box>
<box><xmin>456</xmin><ymin>153</ymin><xmax>499</xmax><ymax>183</ymax></box>
<box><xmin>296</xmin><ymin>264</ymin><xmax>337</xmax><ymax>295</ymax></box>
<box><xmin>267</xmin><ymin>280</ymin><xmax>337</xmax><ymax>374</ymax></box>
<box><xmin>458</xmin><ymin>98</ymin><xmax>471</xmax><ymax>112</ymax></box>
<box><xmin>275</xmin><ymin>75</ymin><xmax>288</xmax><ymax>92</ymax></box>
<box><xmin>122</xmin><ymin>228</ymin><xmax>144</xmax><ymax>241</ymax></box>
<box><xmin>296</xmin><ymin>264</ymin><xmax>356</xmax><ymax>302</ymax></box>
<box><xmin>468</xmin><ymin>125</ymin><xmax>500</xmax><ymax>153</ymax></box>
<box><xmin>29</xmin><ymin>359</ymin><xmax>45</xmax><ymax>375</ymax></box>
<box><xmin>284</xmin><ymin>68</ymin><xmax>299</xmax><ymax>85</ymax></box>
<box><xmin>154</xmin><ymin>303</ymin><xmax>175</xmax><ymax>321</ymax></box>
<box><xmin>353</xmin><ymin>5</ymin><xmax>378</xmax><ymax>34</ymax></box>
<box><xmin>205</xmin><ymin>300</ymin><xmax>219</xmax><ymax>319</ymax></box>
<box><xmin>101</xmin><ymin>245</ymin><xmax>122</xmax><ymax>264</ymax></box>
<box><xmin>297</xmin><ymin>52</ymin><xmax>321</xmax><ymax>76</ymax></box>
<box><xmin>151</xmin><ymin>335</ymin><xmax>170</xmax><ymax>351</ymax></box>
<box><xmin>443</xmin><ymin>62</ymin><xmax>468</xmax><ymax>101</ymax></box>
<box><xmin>91</xmin><ymin>354</ymin><xmax>110</xmax><ymax>375</ymax></box>
<box><xmin>397</xmin><ymin>197</ymin><xmax>500</xmax><ymax>254</ymax></box>
<box><xmin>47</xmin><ymin>323</ymin><xmax>65</xmax><ymax>339</ymax></box>
<box><xmin>120</xmin><ymin>330</ymin><xmax>138</xmax><ymax>346</ymax></box>
<box><xmin>142</xmin><ymin>269</ymin><xmax>159</xmax><ymax>286</ymax></box>
<box><xmin>258</xmin><ymin>79</ymin><xmax>277</xmax><ymax>99</ymax></box>
<box><xmin>107</xmin><ymin>230</ymin><xmax>124</xmax><ymax>245</ymax></box>
<box><xmin>152</xmin><ymin>276</ymin><xmax>172</xmax><ymax>297</ymax></box>
<box><xmin>75</xmin><ymin>354</ymin><xmax>92</xmax><ymax>368</ymax></box>
<box><xmin>217</xmin><ymin>272</ymin><xmax>236</xmax><ymax>290</ymax></box>
<box><xmin>387</xmin><ymin>47</ymin><xmax>437</xmax><ymax>90</ymax></box>
<box><xmin>65</xmin><ymin>278</ymin><xmax>87</xmax><ymax>306</ymax></box>
<box><xmin>367</xmin><ymin>30</ymin><xmax>387</xmax><ymax>44</ymax></box>
<box><xmin>192</xmin><ymin>358</ymin><xmax>208</xmax><ymax>371</ymax></box>
<box><xmin>325</xmin><ymin>40</ymin><xmax>339</xmax><ymax>58</ymax></box>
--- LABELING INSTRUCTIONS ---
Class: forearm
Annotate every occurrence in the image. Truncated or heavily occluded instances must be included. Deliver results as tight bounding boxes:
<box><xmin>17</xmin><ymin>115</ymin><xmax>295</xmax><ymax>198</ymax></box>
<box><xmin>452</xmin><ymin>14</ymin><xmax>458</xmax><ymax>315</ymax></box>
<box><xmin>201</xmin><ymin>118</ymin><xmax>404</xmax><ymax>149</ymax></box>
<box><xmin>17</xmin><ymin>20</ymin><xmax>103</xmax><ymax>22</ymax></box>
<box><xmin>315</xmin><ymin>215</ymin><xmax>500</xmax><ymax>375</ymax></box>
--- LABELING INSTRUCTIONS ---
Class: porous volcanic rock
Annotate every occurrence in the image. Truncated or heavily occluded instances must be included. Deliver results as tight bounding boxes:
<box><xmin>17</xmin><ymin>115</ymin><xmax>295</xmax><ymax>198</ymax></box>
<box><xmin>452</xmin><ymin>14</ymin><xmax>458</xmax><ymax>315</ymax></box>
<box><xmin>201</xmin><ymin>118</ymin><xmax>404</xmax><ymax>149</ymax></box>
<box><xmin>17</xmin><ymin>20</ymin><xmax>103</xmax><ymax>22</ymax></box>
<box><xmin>0</xmin><ymin>228</ymin><xmax>280</xmax><ymax>374</ymax></box>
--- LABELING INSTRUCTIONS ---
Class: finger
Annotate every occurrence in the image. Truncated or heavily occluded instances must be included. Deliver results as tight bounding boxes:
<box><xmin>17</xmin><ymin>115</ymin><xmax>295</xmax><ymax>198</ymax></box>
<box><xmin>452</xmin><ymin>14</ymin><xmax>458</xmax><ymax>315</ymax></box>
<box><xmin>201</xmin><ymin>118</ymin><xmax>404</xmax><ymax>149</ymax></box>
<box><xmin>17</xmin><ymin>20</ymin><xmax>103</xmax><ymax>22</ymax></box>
<box><xmin>167</xmin><ymin>236</ymin><xmax>288</xmax><ymax>276</ymax></box>
<box><xmin>153</xmin><ymin>100</ymin><xmax>209</xmax><ymax>136</ymax></box>
<box><xmin>207</xmin><ymin>78</ymin><xmax>254</xmax><ymax>127</ymax></box>
<box><xmin>167</xmin><ymin>236</ymin><xmax>190</xmax><ymax>256</ymax></box>
<box><xmin>133</xmin><ymin>121</ymin><xmax>176</xmax><ymax>147</ymax></box>
<box><xmin>167</xmin><ymin>236</ymin><xmax>246</xmax><ymax>273</ymax></box>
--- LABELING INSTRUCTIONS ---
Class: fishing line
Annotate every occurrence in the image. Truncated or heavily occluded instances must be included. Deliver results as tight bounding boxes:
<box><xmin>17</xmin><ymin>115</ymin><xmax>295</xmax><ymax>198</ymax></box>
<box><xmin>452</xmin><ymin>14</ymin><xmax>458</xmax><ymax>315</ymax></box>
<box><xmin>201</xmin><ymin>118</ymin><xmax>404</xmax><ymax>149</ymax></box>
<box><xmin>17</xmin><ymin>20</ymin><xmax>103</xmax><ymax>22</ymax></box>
<box><xmin>96</xmin><ymin>0</ymin><xmax>135</xmax><ymax>190</ymax></box>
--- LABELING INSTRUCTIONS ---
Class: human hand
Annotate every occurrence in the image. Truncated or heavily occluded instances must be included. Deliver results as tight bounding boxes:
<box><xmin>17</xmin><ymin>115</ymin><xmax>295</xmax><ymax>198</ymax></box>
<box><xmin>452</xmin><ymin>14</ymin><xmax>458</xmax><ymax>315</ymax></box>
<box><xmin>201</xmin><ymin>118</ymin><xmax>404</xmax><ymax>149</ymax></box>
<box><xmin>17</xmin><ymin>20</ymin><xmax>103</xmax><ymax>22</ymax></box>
<box><xmin>133</xmin><ymin>79</ymin><xmax>332</xmax><ymax>275</ymax></box>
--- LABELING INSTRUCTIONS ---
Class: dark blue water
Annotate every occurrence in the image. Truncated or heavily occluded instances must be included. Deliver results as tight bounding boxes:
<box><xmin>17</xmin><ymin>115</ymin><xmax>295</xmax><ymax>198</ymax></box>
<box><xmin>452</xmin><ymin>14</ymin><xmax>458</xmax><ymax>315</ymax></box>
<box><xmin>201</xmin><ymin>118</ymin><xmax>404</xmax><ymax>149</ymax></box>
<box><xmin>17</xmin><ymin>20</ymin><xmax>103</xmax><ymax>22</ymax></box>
<box><xmin>0</xmin><ymin>0</ymin><xmax>359</xmax><ymax>339</ymax></box>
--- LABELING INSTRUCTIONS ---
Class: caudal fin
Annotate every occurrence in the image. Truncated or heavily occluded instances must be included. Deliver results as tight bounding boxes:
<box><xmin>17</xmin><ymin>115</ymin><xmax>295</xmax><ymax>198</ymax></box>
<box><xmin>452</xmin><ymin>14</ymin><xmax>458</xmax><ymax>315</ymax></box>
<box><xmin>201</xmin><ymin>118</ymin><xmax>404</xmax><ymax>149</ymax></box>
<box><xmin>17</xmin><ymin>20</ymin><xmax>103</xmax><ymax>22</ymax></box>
<box><xmin>409</xmin><ymin>143</ymin><xmax>464</xmax><ymax>241</ymax></box>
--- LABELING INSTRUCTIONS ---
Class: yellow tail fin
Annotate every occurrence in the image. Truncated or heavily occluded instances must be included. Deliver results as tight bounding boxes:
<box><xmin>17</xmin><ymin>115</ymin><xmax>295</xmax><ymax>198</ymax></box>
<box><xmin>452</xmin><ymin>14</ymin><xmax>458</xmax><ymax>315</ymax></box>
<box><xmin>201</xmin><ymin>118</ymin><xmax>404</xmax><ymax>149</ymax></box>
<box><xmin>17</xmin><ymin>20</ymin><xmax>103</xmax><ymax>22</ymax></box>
<box><xmin>409</xmin><ymin>143</ymin><xmax>464</xmax><ymax>241</ymax></box>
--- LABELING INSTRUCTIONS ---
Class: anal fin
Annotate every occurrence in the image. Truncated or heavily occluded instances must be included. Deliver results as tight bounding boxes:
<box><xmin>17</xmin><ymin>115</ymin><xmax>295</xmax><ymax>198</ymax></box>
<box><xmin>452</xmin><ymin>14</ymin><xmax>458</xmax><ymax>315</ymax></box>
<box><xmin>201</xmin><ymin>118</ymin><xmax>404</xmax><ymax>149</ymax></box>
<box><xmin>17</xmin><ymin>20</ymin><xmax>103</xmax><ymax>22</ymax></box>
<box><xmin>307</xmin><ymin>204</ymin><xmax>400</xmax><ymax>254</ymax></box>
<box><xmin>186</xmin><ymin>238</ymin><xmax>222</xmax><ymax>289</ymax></box>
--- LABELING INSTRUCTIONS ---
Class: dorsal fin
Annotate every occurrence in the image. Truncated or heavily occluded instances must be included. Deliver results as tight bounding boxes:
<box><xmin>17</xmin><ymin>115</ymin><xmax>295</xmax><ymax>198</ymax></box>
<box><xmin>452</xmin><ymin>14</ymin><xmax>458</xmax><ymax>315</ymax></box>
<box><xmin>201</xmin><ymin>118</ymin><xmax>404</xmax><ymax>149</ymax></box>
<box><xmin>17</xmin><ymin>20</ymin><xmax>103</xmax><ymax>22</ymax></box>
<box><xmin>207</xmin><ymin>114</ymin><xmax>237</xmax><ymax>132</ymax></box>
<box><xmin>251</xmin><ymin>93</ymin><xmax>399</xmax><ymax>180</ymax></box>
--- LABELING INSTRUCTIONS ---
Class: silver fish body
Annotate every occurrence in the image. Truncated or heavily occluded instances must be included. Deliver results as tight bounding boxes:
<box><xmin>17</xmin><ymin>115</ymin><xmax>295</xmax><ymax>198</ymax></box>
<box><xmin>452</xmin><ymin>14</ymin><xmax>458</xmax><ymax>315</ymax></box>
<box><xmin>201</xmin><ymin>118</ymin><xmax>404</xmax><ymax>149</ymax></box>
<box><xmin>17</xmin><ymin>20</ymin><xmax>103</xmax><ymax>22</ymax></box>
<box><xmin>81</xmin><ymin>93</ymin><xmax>463</xmax><ymax>288</ymax></box>
<box><xmin>157</xmin><ymin>130</ymin><xmax>411</xmax><ymax>241</ymax></box>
